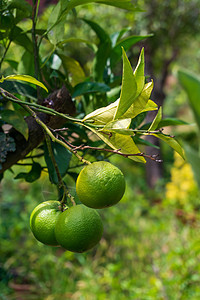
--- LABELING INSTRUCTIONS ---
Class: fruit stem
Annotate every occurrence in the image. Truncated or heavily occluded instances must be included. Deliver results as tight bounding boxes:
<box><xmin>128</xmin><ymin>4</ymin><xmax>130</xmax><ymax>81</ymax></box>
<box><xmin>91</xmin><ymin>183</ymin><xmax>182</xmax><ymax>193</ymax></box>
<box><xmin>44</xmin><ymin>132</ymin><xmax>76</xmax><ymax>209</ymax></box>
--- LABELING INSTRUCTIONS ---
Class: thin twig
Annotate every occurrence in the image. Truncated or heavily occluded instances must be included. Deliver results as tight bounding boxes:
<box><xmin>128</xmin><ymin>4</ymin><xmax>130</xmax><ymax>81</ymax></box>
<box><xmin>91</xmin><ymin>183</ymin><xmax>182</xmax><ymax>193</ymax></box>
<box><xmin>31</xmin><ymin>0</ymin><xmax>41</xmax><ymax>81</ymax></box>
<box><xmin>44</xmin><ymin>132</ymin><xmax>75</xmax><ymax>209</ymax></box>
<box><xmin>0</xmin><ymin>89</ymin><xmax>81</xmax><ymax>123</ymax></box>
<box><xmin>53</xmin><ymin>132</ymin><xmax>163</xmax><ymax>163</ymax></box>
<box><xmin>0</xmin><ymin>40</ymin><xmax>11</xmax><ymax>70</ymax></box>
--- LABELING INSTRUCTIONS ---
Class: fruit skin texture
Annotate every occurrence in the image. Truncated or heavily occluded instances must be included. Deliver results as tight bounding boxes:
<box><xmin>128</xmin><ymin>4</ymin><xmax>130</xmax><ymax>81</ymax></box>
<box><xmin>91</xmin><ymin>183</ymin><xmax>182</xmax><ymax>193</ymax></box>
<box><xmin>55</xmin><ymin>204</ymin><xmax>103</xmax><ymax>253</ymax></box>
<box><xmin>76</xmin><ymin>161</ymin><xmax>125</xmax><ymax>209</ymax></box>
<box><xmin>30</xmin><ymin>201</ymin><xmax>62</xmax><ymax>246</ymax></box>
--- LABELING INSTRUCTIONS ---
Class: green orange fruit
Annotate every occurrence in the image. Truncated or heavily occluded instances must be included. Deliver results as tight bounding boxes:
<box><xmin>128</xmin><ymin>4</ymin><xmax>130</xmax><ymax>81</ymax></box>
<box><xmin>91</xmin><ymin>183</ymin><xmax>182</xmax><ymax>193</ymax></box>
<box><xmin>76</xmin><ymin>161</ymin><xmax>125</xmax><ymax>209</ymax></box>
<box><xmin>30</xmin><ymin>201</ymin><xmax>62</xmax><ymax>246</ymax></box>
<box><xmin>55</xmin><ymin>204</ymin><xmax>103</xmax><ymax>253</ymax></box>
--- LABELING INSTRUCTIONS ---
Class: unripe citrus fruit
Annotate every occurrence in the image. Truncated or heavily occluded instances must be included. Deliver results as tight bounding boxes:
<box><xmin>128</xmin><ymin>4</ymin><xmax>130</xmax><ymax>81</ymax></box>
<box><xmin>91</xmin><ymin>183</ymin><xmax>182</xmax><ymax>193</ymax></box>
<box><xmin>55</xmin><ymin>204</ymin><xmax>103</xmax><ymax>253</ymax></box>
<box><xmin>76</xmin><ymin>161</ymin><xmax>125</xmax><ymax>209</ymax></box>
<box><xmin>30</xmin><ymin>201</ymin><xmax>62</xmax><ymax>246</ymax></box>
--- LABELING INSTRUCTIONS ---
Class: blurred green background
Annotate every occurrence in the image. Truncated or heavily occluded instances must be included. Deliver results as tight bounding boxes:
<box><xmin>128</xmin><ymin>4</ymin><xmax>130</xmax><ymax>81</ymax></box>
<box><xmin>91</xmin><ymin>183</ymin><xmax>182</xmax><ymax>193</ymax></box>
<box><xmin>1</xmin><ymin>1</ymin><xmax>200</xmax><ymax>299</ymax></box>
<box><xmin>1</xmin><ymin>153</ymin><xmax>200</xmax><ymax>300</ymax></box>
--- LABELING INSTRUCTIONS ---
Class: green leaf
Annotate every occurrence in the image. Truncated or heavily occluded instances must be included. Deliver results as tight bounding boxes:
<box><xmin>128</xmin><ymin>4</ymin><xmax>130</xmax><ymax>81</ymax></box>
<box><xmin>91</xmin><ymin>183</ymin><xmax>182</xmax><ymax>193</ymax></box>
<box><xmin>83</xmin><ymin>99</ymin><xmax>119</xmax><ymax>124</ymax></box>
<box><xmin>60</xmin><ymin>0</ymin><xmax>140</xmax><ymax>16</ymax></box>
<box><xmin>83</xmin><ymin>85</ymin><xmax>156</xmax><ymax>126</ymax></box>
<box><xmin>82</xmin><ymin>19</ymin><xmax>112</xmax><ymax>81</ymax></box>
<box><xmin>148</xmin><ymin>107</ymin><xmax>162</xmax><ymax>131</ymax></box>
<box><xmin>140</xmin><ymin>99</ymin><xmax>158</xmax><ymax>113</ymax></box>
<box><xmin>131</xmin><ymin>112</ymin><xmax>147</xmax><ymax>129</ymax></box>
<box><xmin>153</xmin><ymin>133</ymin><xmax>185</xmax><ymax>160</ymax></box>
<box><xmin>47</xmin><ymin>1</ymin><xmax>65</xmax><ymax>45</ymax></box>
<box><xmin>2</xmin><ymin>75</ymin><xmax>48</xmax><ymax>92</ymax></box>
<box><xmin>134</xmin><ymin>48</ymin><xmax>145</xmax><ymax>98</ymax></box>
<box><xmin>121</xmin><ymin>81</ymin><xmax>155</xmax><ymax>119</ymax></box>
<box><xmin>177</xmin><ymin>69</ymin><xmax>200</xmax><ymax>133</ymax></box>
<box><xmin>0</xmin><ymin>80</ymin><xmax>37</xmax><ymax>100</ymax></box>
<box><xmin>140</xmin><ymin>117</ymin><xmax>189</xmax><ymax>130</ymax></box>
<box><xmin>114</xmin><ymin>48</ymin><xmax>137</xmax><ymax>119</ymax></box>
<box><xmin>101</xmin><ymin>118</ymin><xmax>132</xmax><ymax>135</ymax></box>
<box><xmin>48</xmin><ymin>3</ymin><xmax>66</xmax><ymax>45</ymax></box>
<box><xmin>58</xmin><ymin>37</ymin><xmax>95</xmax><ymax>48</ymax></box>
<box><xmin>110</xmin><ymin>35</ymin><xmax>152</xmax><ymax>68</ymax></box>
<box><xmin>17</xmin><ymin>51</ymin><xmax>35</xmax><ymax>77</ymax></box>
<box><xmin>5</xmin><ymin>60</ymin><xmax>18</xmax><ymax>71</ymax></box>
<box><xmin>133</xmin><ymin>135</ymin><xmax>160</xmax><ymax>149</ymax></box>
<box><xmin>72</xmin><ymin>81</ymin><xmax>110</xmax><ymax>98</ymax></box>
<box><xmin>8</xmin><ymin>0</ymin><xmax>32</xmax><ymax>17</ymax></box>
<box><xmin>83</xmin><ymin>124</ymin><xmax>145</xmax><ymax>163</ymax></box>
<box><xmin>59</xmin><ymin>55</ymin><xmax>85</xmax><ymax>86</ymax></box>
<box><xmin>157</xmin><ymin>118</ymin><xmax>189</xmax><ymax>128</ymax></box>
<box><xmin>111</xmin><ymin>27</ymin><xmax>131</xmax><ymax>46</ymax></box>
<box><xmin>44</xmin><ymin>141</ymin><xmax>72</xmax><ymax>184</ymax></box>
<box><xmin>48</xmin><ymin>0</ymin><xmax>140</xmax><ymax>48</ymax></box>
<box><xmin>15</xmin><ymin>162</ymin><xmax>42</xmax><ymax>183</ymax></box>
<box><xmin>96</xmin><ymin>0</ymin><xmax>141</xmax><ymax>10</ymax></box>
<box><xmin>10</xmin><ymin>26</ymin><xmax>33</xmax><ymax>53</ymax></box>
<box><xmin>0</xmin><ymin>110</ymin><xmax>29</xmax><ymax>140</ymax></box>
<box><xmin>184</xmin><ymin>144</ymin><xmax>200</xmax><ymax>188</ymax></box>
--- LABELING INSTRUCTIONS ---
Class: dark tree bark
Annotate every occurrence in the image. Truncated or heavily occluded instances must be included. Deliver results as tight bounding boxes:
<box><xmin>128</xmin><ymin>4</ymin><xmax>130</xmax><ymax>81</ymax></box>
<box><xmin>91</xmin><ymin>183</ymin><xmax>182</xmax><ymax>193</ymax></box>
<box><xmin>1</xmin><ymin>86</ymin><xmax>76</xmax><ymax>173</ymax></box>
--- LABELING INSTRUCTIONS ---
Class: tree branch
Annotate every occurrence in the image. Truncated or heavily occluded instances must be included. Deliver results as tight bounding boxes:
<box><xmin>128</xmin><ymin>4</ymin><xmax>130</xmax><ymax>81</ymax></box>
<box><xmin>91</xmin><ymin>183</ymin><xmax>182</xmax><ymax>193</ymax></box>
<box><xmin>0</xmin><ymin>85</ymin><xmax>76</xmax><ymax>173</ymax></box>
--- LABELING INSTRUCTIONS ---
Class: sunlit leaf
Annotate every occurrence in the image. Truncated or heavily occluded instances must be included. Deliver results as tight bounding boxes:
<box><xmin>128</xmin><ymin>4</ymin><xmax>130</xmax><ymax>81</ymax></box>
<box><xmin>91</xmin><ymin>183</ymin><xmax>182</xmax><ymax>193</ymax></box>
<box><xmin>103</xmin><ymin>118</ymin><xmax>132</xmax><ymax>130</ymax></box>
<box><xmin>101</xmin><ymin>118</ymin><xmax>133</xmax><ymax>135</ymax></box>
<box><xmin>0</xmin><ymin>109</ymin><xmax>29</xmax><ymax>140</ymax></box>
<box><xmin>114</xmin><ymin>48</ymin><xmax>137</xmax><ymax>119</ymax></box>
<box><xmin>83</xmin><ymin>124</ymin><xmax>145</xmax><ymax>163</ymax></box>
<box><xmin>153</xmin><ymin>133</ymin><xmax>185</xmax><ymax>159</ymax></box>
<box><xmin>121</xmin><ymin>81</ymin><xmax>155</xmax><ymax>119</ymax></box>
<box><xmin>140</xmin><ymin>99</ymin><xmax>158</xmax><ymax>113</ymax></box>
<box><xmin>134</xmin><ymin>47</ymin><xmax>145</xmax><ymax>98</ymax></box>
<box><xmin>148</xmin><ymin>107</ymin><xmax>162</xmax><ymax>131</ymax></box>
<box><xmin>2</xmin><ymin>75</ymin><xmax>48</xmax><ymax>92</ymax></box>
<box><xmin>83</xmin><ymin>99</ymin><xmax>119</xmax><ymax>124</ymax></box>
<box><xmin>59</xmin><ymin>55</ymin><xmax>86</xmax><ymax>86</ymax></box>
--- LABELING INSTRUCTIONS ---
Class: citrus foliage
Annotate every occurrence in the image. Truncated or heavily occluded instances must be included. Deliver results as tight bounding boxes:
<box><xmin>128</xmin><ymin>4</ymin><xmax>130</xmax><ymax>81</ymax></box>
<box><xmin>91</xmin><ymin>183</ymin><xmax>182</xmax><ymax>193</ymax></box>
<box><xmin>0</xmin><ymin>0</ymin><xmax>185</xmax><ymax>185</ymax></box>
